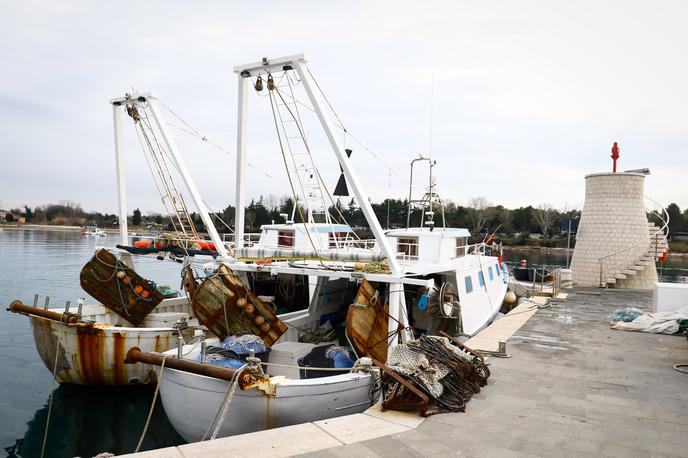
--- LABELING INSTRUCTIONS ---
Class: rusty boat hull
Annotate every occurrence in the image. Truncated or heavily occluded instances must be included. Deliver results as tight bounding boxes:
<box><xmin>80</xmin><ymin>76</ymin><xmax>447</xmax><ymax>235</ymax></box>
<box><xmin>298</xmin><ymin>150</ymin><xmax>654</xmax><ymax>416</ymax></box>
<box><xmin>26</xmin><ymin>298</ymin><xmax>192</xmax><ymax>385</ymax></box>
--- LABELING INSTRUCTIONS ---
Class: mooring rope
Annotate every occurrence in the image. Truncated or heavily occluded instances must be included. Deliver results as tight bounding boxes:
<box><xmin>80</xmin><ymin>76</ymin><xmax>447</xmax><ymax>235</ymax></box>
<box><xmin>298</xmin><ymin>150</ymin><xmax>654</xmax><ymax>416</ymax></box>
<box><xmin>134</xmin><ymin>355</ymin><xmax>168</xmax><ymax>453</ymax></box>
<box><xmin>40</xmin><ymin>330</ymin><xmax>62</xmax><ymax>458</ymax></box>
<box><xmin>201</xmin><ymin>364</ymin><xmax>249</xmax><ymax>441</ymax></box>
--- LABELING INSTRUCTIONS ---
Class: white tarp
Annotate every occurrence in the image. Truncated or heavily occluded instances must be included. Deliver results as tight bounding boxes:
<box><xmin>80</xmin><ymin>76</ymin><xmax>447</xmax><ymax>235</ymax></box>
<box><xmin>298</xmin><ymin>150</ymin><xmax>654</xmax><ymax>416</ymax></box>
<box><xmin>611</xmin><ymin>305</ymin><xmax>688</xmax><ymax>334</ymax></box>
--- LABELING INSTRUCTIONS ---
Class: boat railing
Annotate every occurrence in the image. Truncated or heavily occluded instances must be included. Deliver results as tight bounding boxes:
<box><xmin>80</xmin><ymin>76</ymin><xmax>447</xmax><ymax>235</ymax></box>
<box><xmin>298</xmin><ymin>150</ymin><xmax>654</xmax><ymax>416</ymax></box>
<box><xmin>509</xmin><ymin>264</ymin><xmax>563</xmax><ymax>298</ymax></box>
<box><xmin>597</xmin><ymin>196</ymin><xmax>669</xmax><ymax>287</ymax></box>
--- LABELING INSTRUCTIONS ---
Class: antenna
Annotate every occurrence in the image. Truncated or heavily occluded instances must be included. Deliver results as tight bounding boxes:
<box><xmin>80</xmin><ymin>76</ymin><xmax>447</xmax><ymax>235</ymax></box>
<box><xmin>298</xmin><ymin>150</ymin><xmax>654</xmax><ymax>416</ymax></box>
<box><xmin>428</xmin><ymin>73</ymin><xmax>435</xmax><ymax>159</ymax></box>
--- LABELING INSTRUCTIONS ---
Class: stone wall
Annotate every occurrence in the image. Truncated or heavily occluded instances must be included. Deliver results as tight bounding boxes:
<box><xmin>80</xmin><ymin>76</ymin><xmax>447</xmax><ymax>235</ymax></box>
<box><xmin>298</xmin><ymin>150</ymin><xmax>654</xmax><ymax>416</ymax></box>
<box><xmin>570</xmin><ymin>172</ymin><xmax>657</xmax><ymax>289</ymax></box>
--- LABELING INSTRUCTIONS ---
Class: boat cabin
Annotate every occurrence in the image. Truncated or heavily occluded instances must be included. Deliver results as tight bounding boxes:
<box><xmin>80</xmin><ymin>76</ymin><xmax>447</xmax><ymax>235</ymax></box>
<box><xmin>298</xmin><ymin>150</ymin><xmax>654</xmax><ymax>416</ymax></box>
<box><xmin>386</xmin><ymin>227</ymin><xmax>470</xmax><ymax>263</ymax></box>
<box><xmin>257</xmin><ymin>223</ymin><xmax>356</xmax><ymax>250</ymax></box>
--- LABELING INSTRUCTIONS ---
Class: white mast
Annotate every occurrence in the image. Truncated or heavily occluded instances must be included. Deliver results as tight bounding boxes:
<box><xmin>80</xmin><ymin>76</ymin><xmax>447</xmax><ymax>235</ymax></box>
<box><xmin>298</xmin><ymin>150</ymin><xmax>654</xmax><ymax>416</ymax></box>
<box><xmin>112</xmin><ymin>103</ymin><xmax>128</xmax><ymax>246</ymax></box>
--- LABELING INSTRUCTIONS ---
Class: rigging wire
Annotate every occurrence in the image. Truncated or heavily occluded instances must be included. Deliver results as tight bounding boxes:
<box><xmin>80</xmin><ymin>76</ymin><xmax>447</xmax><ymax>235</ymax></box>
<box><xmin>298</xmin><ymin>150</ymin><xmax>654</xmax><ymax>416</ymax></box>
<box><xmin>160</xmin><ymin>98</ymin><xmax>287</xmax><ymax>186</ymax></box>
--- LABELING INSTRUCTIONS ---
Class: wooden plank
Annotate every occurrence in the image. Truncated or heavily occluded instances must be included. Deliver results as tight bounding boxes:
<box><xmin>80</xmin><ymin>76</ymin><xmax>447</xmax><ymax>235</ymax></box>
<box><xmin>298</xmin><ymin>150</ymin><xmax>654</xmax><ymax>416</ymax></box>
<box><xmin>464</xmin><ymin>297</ymin><xmax>544</xmax><ymax>352</ymax></box>
<box><xmin>346</xmin><ymin>280</ymin><xmax>389</xmax><ymax>362</ymax></box>
<box><xmin>80</xmin><ymin>249</ymin><xmax>164</xmax><ymax>325</ymax></box>
<box><xmin>191</xmin><ymin>265</ymin><xmax>287</xmax><ymax>346</ymax></box>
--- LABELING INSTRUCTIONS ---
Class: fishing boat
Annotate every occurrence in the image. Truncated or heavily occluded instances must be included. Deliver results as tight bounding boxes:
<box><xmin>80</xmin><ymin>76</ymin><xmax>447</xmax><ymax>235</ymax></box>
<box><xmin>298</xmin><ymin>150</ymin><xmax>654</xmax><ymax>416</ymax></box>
<box><xmin>122</xmin><ymin>54</ymin><xmax>507</xmax><ymax>442</ymax></box>
<box><xmin>80</xmin><ymin>225</ymin><xmax>106</xmax><ymax>237</ymax></box>
<box><xmin>6</xmin><ymin>88</ymin><xmax>240</xmax><ymax>385</ymax></box>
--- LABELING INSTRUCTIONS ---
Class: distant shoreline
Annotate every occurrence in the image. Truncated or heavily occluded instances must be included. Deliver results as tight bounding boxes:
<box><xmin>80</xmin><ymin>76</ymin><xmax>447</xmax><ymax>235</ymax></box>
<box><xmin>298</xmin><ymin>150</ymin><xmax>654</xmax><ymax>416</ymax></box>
<box><xmin>0</xmin><ymin>224</ymin><xmax>119</xmax><ymax>233</ymax></box>
<box><xmin>2</xmin><ymin>224</ymin><xmax>686</xmax><ymax>258</ymax></box>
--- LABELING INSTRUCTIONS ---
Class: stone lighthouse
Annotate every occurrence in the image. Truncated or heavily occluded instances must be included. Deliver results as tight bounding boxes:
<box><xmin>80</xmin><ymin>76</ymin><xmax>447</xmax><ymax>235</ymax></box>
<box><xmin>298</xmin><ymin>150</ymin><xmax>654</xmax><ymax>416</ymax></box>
<box><xmin>570</xmin><ymin>144</ymin><xmax>668</xmax><ymax>289</ymax></box>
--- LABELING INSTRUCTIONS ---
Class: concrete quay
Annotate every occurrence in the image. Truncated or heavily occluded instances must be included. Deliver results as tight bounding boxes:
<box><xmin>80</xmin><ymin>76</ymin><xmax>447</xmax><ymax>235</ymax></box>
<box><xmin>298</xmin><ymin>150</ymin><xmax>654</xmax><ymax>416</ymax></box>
<box><xmin>122</xmin><ymin>288</ymin><xmax>688</xmax><ymax>457</ymax></box>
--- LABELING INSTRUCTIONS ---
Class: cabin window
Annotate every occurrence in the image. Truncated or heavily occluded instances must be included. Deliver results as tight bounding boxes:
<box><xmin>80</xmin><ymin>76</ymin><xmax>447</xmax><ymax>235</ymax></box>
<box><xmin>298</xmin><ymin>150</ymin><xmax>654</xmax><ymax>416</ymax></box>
<box><xmin>397</xmin><ymin>237</ymin><xmax>418</xmax><ymax>259</ymax></box>
<box><xmin>488</xmin><ymin>266</ymin><xmax>494</xmax><ymax>281</ymax></box>
<box><xmin>495</xmin><ymin>264</ymin><xmax>500</xmax><ymax>276</ymax></box>
<box><xmin>464</xmin><ymin>275</ymin><xmax>473</xmax><ymax>293</ymax></box>
<box><xmin>455</xmin><ymin>237</ymin><xmax>467</xmax><ymax>257</ymax></box>
<box><xmin>277</xmin><ymin>230</ymin><xmax>295</xmax><ymax>247</ymax></box>
<box><xmin>329</xmin><ymin>231</ymin><xmax>349</xmax><ymax>248</ymax></box>
<box><xmin>478</xmin><ymin>271</ymin><xmax>485</xmax><ymax>287</ymax></box>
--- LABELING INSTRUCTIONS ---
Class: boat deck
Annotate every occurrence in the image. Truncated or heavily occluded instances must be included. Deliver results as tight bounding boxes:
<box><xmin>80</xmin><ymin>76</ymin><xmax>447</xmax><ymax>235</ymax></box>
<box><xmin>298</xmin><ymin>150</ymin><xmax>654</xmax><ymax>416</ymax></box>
<box><xmin>121</xmin><ymin>287</ymin><xmax>688</xmax><ymax>457</ymax></box>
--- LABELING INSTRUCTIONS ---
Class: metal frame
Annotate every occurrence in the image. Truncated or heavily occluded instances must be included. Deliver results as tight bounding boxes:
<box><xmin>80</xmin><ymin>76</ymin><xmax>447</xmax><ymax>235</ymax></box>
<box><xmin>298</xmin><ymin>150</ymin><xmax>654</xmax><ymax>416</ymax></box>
<box><xmin>110</xmin><ymin>92</ymin><xmax>229</xmax><ymax>258</ymax></box>
<box><xmin>232</xmin><ymin>54</ymin><xmax>411</xmax><ymax>343</ymax></box>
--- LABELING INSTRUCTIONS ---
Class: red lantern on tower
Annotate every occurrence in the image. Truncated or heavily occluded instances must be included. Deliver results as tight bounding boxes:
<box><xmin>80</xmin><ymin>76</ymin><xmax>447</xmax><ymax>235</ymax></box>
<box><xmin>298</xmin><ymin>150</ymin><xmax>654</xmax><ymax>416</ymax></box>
<box><xmin>611</xmin><ymin>142</ymin><xmax>620</xmax><ymax>173</ymax></box>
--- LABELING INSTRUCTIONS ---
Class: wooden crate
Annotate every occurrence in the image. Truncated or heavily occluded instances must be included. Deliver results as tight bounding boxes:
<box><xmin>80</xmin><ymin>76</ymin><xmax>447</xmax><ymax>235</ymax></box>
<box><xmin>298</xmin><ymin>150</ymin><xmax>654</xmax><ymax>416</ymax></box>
<box><xmin>191</xmin><ymin>265</ymin><xmax>287</xmax><ymax>346</ymax></box>
<box><xmin>80</xmin><ymin>249</ymin><xmax>164</xmax><ymax>326</ymax></box>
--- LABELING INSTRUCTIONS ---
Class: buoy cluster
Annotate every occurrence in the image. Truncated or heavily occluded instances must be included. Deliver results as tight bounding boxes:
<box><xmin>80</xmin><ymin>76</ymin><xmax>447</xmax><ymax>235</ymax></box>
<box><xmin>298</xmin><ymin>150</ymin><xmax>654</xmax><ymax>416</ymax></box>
<box><xmin>116</xmin><ymin>270</ymin><xmax>151</xmax><ymax>298</ymax></box>
<box><xmin>236</xmin><ymin>296</ymin><xmax>271</xmax><ymax>333</ymax></box>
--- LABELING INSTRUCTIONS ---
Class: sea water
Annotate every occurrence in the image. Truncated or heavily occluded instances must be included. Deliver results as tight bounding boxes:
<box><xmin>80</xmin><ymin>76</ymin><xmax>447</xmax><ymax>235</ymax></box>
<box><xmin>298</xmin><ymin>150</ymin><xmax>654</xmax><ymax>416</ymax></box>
<box><xmin>0</xmin><ymin>229</ymin><xmax>186</xmax><ymax>457</ymax></box>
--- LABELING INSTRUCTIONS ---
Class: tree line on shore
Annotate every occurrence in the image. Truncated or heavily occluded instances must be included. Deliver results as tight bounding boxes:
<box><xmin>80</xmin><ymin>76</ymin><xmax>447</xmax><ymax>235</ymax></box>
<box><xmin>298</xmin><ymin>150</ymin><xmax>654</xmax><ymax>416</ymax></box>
<box><xmin>5</xmin><ymin>198</ymin><xmax>688</xmax><ymax>247</ymax></box>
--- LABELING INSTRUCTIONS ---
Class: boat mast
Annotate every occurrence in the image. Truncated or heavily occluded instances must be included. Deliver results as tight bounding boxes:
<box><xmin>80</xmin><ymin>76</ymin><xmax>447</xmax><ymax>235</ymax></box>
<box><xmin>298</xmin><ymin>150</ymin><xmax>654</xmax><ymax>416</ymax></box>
<box><xmin>234</xmin><ymin>76</ymin><xmax>249</xmax><ymax>249</ymax></box>
<box><xmin>112</xmin><ymin>101</ymin><xmax>128</xmax><ymax>246</ymax></box>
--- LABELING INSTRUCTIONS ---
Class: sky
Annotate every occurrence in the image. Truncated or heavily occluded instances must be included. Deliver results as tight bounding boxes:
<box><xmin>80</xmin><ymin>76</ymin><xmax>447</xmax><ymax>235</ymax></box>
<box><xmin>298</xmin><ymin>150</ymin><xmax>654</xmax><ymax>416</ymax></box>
<box><xmin>1</xmin><ymin>0</ymin><xmax>686</xmax><ymax>218</ymax></box>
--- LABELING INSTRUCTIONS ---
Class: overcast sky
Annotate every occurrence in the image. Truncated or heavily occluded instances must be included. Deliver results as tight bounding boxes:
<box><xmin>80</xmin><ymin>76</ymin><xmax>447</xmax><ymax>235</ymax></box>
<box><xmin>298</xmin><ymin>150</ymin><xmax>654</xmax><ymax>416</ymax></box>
<box><xmin>1</xmin><ymin>0</ymin><xmax>686</xmax><ymax>218</ymax></box>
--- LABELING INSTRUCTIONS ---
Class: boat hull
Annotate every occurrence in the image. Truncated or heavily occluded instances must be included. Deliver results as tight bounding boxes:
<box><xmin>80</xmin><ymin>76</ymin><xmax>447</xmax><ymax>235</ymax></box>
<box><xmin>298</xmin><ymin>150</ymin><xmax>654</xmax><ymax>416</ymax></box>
<box><xmin>29</xmin><ymin>315</ymin><xmax>174</xmax><ymax>385</ymax></box>
<box><xmin>159</xmin><ymin>367</ymin><xmax>374</xmax><ymax>442</ymax></box>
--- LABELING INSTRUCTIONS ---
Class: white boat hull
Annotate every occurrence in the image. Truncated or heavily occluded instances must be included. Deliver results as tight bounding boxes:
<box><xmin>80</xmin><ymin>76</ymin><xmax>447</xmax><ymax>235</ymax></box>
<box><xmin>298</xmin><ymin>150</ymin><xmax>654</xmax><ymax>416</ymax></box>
<box><xmin>160</xmin><ymin>367</ymin><xmax>374</xmax><ymax>442</ymax></box>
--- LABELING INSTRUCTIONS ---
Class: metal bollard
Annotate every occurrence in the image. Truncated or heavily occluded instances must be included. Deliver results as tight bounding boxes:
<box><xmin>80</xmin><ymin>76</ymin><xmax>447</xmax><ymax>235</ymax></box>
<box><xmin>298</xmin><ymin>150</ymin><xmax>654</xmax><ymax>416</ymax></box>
<box><xmin>200</xmin><ymin>340</ymin><xmax>207</xmax><ymax>364</ymax></box>
<box><xmin>177</xmin><ymin>334</ymin><xmax>184</xmax><ymax>359</ymax></box>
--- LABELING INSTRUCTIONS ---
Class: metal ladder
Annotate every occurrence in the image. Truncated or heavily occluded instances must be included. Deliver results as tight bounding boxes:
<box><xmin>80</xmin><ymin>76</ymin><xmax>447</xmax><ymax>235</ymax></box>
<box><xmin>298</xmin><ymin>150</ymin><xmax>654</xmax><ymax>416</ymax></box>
<box><xmin>273</xmin><ymin>75</ymin><xmax>333</xmax><ymax>227</ymax></box>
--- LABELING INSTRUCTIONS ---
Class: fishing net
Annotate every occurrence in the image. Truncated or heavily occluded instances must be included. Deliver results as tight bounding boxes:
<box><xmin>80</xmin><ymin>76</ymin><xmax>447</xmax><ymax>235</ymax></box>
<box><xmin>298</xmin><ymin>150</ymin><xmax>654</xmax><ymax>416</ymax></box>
<box><xmin>222</xmin><ymin>333</ymin><xmax>268</xmax><ymax>355</ymax></box>
<box><xmin>382</xmin><ymin>335</ymin><xmax>490</xmax><ymax>414</ymax></box>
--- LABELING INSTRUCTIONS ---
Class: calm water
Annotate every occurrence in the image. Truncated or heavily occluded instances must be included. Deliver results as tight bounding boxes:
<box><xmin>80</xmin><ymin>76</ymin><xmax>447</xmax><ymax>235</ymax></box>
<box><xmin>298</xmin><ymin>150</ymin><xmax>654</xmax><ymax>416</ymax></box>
<box><xmin>502</xmin><ymin>248</ymin><xmax>688</xmax><ymax>282</ymax></box>
<box><xmin>1</xmin><ymin>230</ymin><xmax>687</xmax><ymax>457</ymax></box>
<box><xmin>0</xmin><ymin>229</ymin><xmax>186</xmax><ymax>458</ymax></box>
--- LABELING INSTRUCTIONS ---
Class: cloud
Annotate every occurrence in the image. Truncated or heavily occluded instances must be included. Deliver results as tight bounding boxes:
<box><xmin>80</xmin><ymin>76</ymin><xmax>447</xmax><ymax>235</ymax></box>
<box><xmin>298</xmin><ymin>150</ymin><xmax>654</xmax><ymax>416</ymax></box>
<box><xmin>0</xmin><ymin>0</ymin><xmax>686</xmax><ymax>216</ymax></box>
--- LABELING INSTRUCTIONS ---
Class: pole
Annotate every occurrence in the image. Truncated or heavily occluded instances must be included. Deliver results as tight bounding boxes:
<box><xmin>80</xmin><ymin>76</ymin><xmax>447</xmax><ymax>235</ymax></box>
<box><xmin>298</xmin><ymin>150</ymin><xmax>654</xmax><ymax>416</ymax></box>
<box><xmin>235</xmin><ymin>75</ymin><xmax>249</xmax><ymax>249</ymax></box>
<box><xmin>112</xmin><ymin>104</ymin><xmax>129</xmax><ymax>246</ymax></box>
<box><xmin>566</xmin><ymin>219</ymin><xmax>572</xmax><ymax>268</ymax></box>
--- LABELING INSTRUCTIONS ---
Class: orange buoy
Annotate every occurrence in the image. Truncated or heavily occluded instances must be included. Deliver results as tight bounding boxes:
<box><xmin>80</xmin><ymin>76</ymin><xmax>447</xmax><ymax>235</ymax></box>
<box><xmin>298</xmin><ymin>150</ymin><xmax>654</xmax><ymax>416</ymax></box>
<box><xmin>141</xmin><ymin>290</ymin><xmax>150</xmax><ymax>298</ymax></box>
<box><xmin>208</xmin><ymin>242</ymin><xmax>217</xmax><ymax>251</ymax></box>
<box><xmin>197</xmin><ymin>241</ymin><xmax>210</xmax><ymax>250</ymax></box>
<box><xmin>134</xmin><ymin>285</ymin><xmax>143</xmax><ymax>294</ymax></box>
<box><xmin>134</xmin><ymin>240</ymin><xmax>151</xmax><ymax>248</ymax></box>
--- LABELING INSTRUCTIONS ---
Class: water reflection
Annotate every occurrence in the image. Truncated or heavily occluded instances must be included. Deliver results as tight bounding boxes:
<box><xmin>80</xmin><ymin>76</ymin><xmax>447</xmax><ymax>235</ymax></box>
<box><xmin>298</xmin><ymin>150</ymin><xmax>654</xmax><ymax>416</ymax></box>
<box><xmin>4</xmin><ymin>385</ymin><xmax>184</xmax><ymax>458</ymax></box>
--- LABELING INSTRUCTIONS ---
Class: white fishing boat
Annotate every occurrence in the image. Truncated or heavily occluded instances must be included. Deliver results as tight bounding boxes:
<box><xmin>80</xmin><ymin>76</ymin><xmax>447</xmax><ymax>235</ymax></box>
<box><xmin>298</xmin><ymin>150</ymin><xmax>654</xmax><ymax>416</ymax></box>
<box><xmin>121</xmin><ymin>54</ymin><xmax>507</xmax><ymax>442</ymax></box>
<box><xmin>80</xmin><ymin>225</ymin><xmax>106</xmax><ymax>237</ymax></box>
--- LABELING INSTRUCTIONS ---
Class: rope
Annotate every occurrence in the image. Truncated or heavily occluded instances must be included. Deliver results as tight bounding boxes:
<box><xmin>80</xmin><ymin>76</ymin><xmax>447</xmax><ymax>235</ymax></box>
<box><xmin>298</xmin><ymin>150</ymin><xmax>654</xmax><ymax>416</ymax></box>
<box><xmin>673</xmin><ymin>364</ymin><xmax>688</xmax><ymax>374</ymax></box>
<box><xmin>267</xmin><ymin>85</ymin><xmax>330</xmax><ymax>270</ymax></box>
<box><xmin>40</xmin><ymin>331</ymin><xmax>62</xmax><ymax>458</ymax></box>
<box><xmin>201</xmin><ymin>364</ymin><xmax>248</xmax><ymax>441</ymax></box>
<box><xmin>134</xmin><ymin>355</ymin><xmax>168</xmax><ymax>453</ymax></box>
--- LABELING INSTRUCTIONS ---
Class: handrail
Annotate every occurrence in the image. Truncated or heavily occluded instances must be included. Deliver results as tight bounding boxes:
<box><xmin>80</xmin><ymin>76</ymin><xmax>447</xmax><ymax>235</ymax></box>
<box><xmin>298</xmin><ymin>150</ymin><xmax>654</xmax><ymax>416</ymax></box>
<box><xmin>598</xmin><ymin>196</ymin><xmax>670</xmax><ymax>286</ymax></box>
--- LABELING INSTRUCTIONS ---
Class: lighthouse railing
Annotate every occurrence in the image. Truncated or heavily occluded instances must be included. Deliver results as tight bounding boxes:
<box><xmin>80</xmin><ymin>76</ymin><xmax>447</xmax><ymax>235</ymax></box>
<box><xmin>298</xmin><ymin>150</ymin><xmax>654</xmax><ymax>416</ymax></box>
<box><xmin>597</xmin><ymin>196</ymin><xmax>669</xmax><ymax>287</ymax></box>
